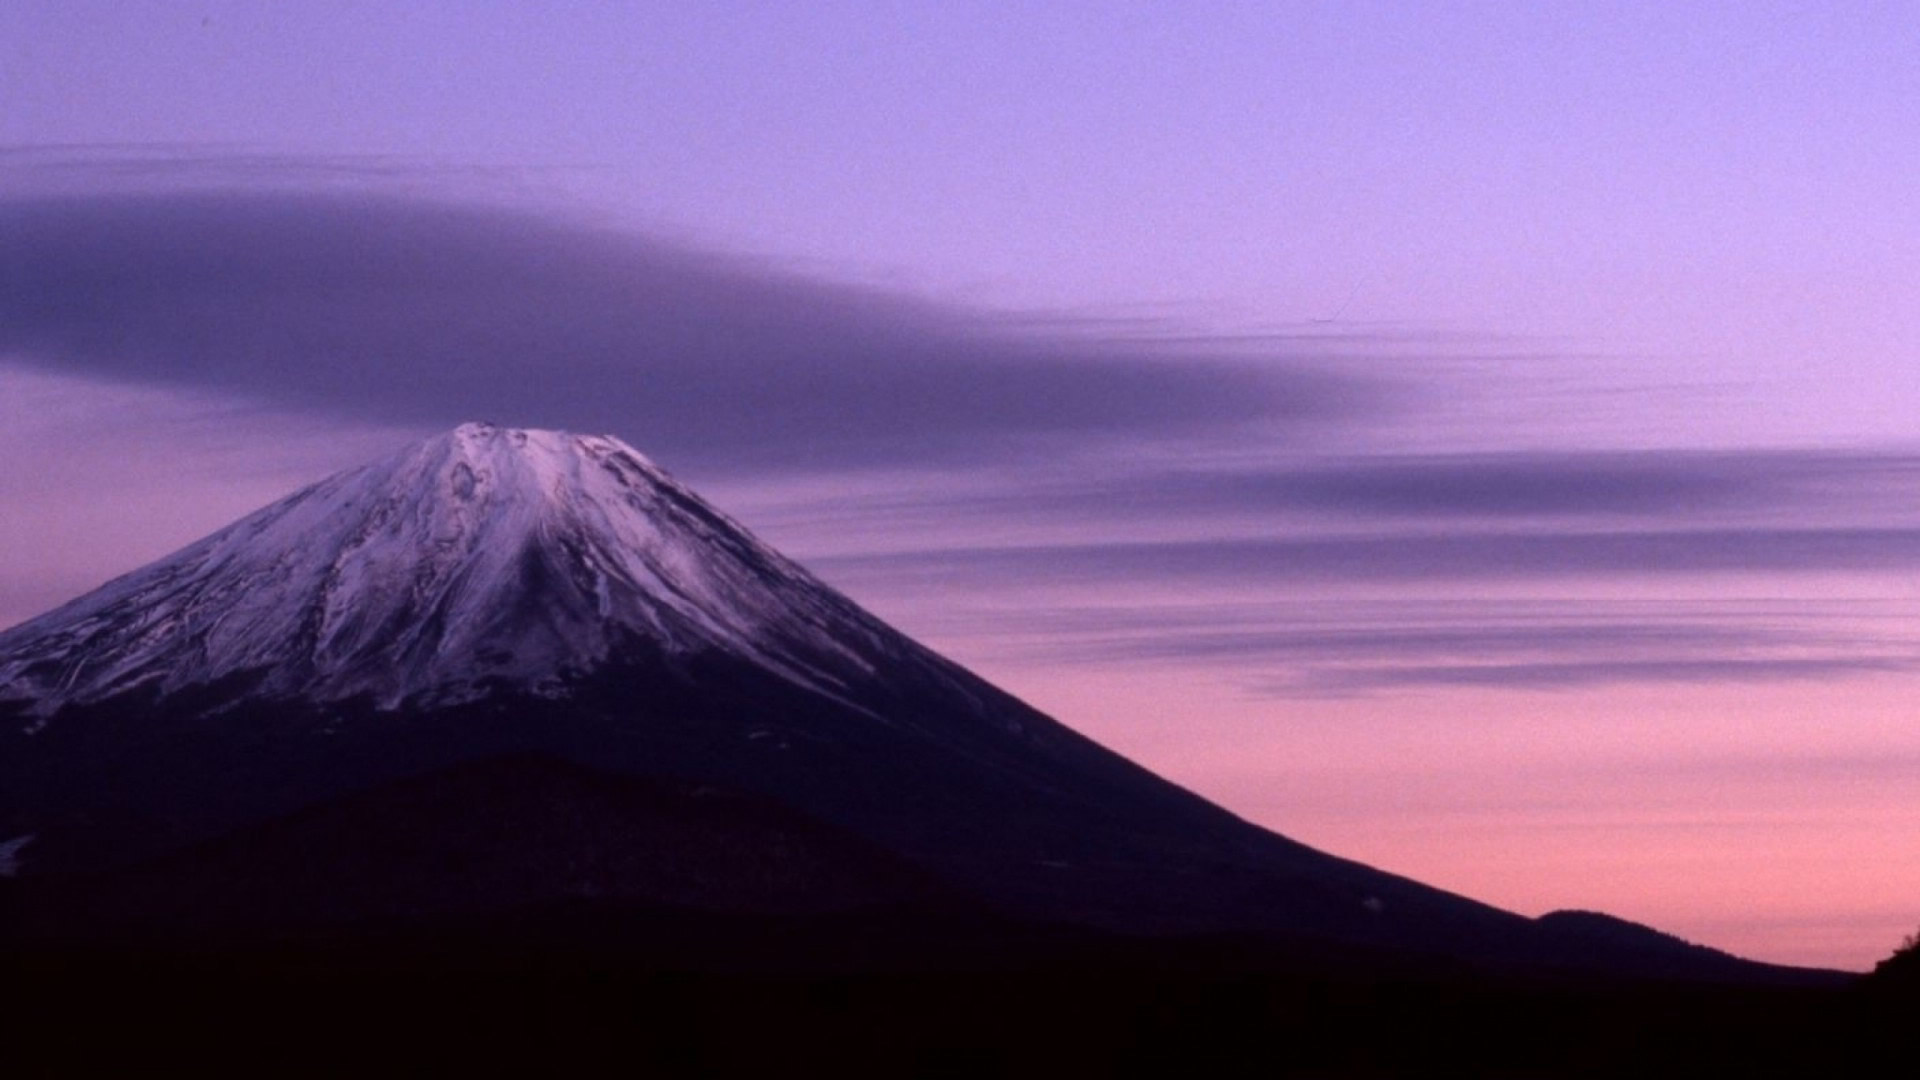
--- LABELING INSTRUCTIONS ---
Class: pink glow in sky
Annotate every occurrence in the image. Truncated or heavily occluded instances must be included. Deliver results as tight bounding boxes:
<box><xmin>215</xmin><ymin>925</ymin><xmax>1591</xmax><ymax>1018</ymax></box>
<box><xmin>4</xmin><ymin>2</ymin><xmax>1919</xmax><ymax>970</ymax></box>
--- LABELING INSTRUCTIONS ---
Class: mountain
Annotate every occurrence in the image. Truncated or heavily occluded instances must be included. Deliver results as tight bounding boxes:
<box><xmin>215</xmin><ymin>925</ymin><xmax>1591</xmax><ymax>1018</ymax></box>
<box><xmin>0</xmin><ymin>424</ymin><xmax>1821</xmax><ymax>982</ymax></box>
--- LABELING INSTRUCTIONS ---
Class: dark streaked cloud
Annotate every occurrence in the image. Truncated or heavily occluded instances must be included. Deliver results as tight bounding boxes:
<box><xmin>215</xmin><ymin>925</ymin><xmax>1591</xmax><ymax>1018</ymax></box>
<box><xmin>1304</xmin><ymin>657</ymin><xmax>1916</xmax><ymax>693</ymax></box>
<box><xmin>0</xmin><ymin>182</ymin><xmax>1389</xmax><ymax>474</ymax></box>
<box><xmin>767</xmin><ymin>445</ymin><xmax>1920</xmax><ymax>697</ymax></box>
<box><xmin>789</xmin><ymin>447</ymin><xmax>1920</xmax><ymax>696</ymax></box>
<box><xmin>1182</xmin><ymin>451</ymin><xmax>1920</xmax><ymax>519</ymax></box>
<box><xmin>820</xmin><ymin>527</ymin><xmax>1920</xmax><ymax>587</ymax></box>
<box><xmin>1031</xmin><ymin>621</ymin><xmax>1807</xmax><ymax>665</ymax></box>
<box><xmin>915</xmin><ymin>449</ymin><xmax>1920</xmax><ymax>523</ymax></box>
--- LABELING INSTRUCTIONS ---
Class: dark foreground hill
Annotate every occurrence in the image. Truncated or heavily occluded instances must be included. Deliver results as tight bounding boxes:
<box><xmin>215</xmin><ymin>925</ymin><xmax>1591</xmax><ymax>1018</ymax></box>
<box><xmin>2</xmin><ymin>908</ymin><xmax>1895</xmax><ymax>1078</ymax></box>
<box><xmin>2</xmin><ymin>753</ymin><xmax>1874</xmax><ymax>1076</ymax></box>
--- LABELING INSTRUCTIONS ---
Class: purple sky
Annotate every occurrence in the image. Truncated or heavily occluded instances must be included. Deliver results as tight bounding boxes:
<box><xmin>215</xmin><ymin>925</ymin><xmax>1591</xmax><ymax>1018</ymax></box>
<box><xmin>5</xmin><ymin>2</ymin><xmax>1919</xmax><ymax>969</ymax></box>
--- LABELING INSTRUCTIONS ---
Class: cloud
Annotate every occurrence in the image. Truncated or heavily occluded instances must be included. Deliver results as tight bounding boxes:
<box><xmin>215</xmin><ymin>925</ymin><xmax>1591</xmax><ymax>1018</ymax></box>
<box><xmin>819</xmin><ymin>526</ymin><xmax>1920</xmax><ymax>588</ymax></box>
<box><xmin>785</xmin><ymin>444</ymin><xmax>1920</xmax><ymax>698</ymax></box>
<box><xmin>806</xmin><ymin>507</ymin><xmax>1920</xmax><ymax>697</ymax></box>
<box><xmin>1032</xmin><ymin>620</ymin><xmax>1799</xmax><ymax>665</ymax></box>
<box><xmin>920</xmin><ymin>596</ymin><xmax>1918</xmax><ymax>695</ymax></box>
<box><xmin>1302</xmin><ymin>656</ymin><xmax>1915</xmax><ymax>692</ymax></box>
<box><xmin>900</xmin><ymin>449</ymin><xmax>1920</xmax><ymax>523</ymax></box>
<box><xmin>0</xmin><ymin>180</ymin><xmax>1391</xmax><ymax>475</ymax></box>
<box><xmin>1171</xmin><ymin>451</ymin><xmax>1920</xmax><ymax>519</ymax></box>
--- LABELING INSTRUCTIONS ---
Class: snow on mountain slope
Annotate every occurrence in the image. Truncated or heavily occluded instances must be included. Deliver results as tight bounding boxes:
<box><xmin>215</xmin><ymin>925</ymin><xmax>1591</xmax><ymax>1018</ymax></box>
<box><xmin>0</xmin><ymin>423</ymin><xmax>905</xmax><ymax>717</ymax></box>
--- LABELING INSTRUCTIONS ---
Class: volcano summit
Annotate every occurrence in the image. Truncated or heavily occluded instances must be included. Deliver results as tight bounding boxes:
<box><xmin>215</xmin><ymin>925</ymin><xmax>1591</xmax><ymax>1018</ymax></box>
<box><xmin>0</xmin><ymin>424</ymin><xmax>1805</xmax><ymax>982</ymax></box>
<box><xmin>0</xmin><ymin>423</ymin><xmax>920</xmax><ymax>713</ymax></box>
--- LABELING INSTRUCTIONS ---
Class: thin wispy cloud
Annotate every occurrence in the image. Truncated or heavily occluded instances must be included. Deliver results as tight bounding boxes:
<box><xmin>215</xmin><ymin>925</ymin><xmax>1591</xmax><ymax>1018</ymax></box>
<box><xmin>846</xmin><ymin>449</ymin><xmax>1920</xmax><ymax>524</ymax></box>
<box><xmin>902</xmin><ymin>597</ymin><xmax>1920</xmax><ymax>696</ymax></box>
<box><xmin>820</xmin><ymin>527</ymin><xmax>1920</xmax><ymax>588</ymax></box>
<box><xmin>1035</xmin><ymin>621</ymin><xmax>1813</xmax><ymax>664</ymax></box>
<box><xmin>797</xmin><ymin>448</ymin><xmax>1920</xmax><ymax>699</ymax></box>
<box><xmin>1302</xmin><ymin>657</ymin><xmax>1915</xmax><ymax>693</ymax></box>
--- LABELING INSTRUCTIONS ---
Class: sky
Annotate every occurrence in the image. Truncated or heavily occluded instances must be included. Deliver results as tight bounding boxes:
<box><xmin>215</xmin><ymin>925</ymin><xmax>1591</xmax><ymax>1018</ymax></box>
<box><xmin>3</xmin><ymin>1</ymin><xmax>1918</xmax><ymax>969</ymax></box>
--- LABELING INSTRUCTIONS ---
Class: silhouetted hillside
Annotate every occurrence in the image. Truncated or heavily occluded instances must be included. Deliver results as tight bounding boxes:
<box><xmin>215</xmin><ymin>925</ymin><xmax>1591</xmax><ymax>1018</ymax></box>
<box><xmin>1869</xmin><ymin>928</ymin><xmax>1920</xmax><ymax>991</ymax></box>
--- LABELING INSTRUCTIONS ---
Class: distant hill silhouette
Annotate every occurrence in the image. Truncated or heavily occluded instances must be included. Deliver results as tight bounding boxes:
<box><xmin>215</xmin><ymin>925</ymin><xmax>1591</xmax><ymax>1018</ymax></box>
<box><xmin>1531</xmin><ymin>909</ymin><xmax>1798</xmax><ymax>983</ymax></box>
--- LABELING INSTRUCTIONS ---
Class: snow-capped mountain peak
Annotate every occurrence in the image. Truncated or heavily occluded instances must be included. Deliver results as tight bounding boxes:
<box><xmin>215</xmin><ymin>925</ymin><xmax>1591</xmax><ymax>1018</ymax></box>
<box><xmin>0</xmin><ymin>423</ymin><xmax>887</xmax><ymax>714</ymax></box>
